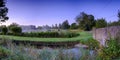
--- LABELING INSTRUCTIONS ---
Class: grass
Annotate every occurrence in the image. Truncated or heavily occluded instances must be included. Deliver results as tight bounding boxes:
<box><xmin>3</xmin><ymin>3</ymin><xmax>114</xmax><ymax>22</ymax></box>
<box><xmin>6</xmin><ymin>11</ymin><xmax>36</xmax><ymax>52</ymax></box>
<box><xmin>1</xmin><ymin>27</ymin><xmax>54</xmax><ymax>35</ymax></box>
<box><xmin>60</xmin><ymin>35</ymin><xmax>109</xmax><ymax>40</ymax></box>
<box><xmin>0</xmin><ymin>31</ymin><xmax>92</xmax><ymax>42</ymax></box>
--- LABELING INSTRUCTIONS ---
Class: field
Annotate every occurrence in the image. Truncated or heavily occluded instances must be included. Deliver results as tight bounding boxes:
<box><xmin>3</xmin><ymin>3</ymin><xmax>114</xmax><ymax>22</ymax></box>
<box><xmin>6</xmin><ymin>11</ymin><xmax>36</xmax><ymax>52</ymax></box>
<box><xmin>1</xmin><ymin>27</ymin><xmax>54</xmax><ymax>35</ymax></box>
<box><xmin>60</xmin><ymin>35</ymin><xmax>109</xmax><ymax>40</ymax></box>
<box><xmin>0</xmin><ymin>31</ymin><xmax>92</xmax><ymax>42</ymax></box>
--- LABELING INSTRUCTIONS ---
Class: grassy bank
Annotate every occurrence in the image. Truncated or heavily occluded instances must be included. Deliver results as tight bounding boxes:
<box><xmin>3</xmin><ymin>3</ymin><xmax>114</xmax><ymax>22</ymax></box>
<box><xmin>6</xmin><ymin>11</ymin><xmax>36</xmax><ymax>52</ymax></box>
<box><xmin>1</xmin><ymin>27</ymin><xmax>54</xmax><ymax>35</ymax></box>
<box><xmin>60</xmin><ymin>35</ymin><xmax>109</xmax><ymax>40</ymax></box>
<box><xmin>0</xmin><ymin>31</ymin><xmax>92</xmax><ymax>42</ymax></box>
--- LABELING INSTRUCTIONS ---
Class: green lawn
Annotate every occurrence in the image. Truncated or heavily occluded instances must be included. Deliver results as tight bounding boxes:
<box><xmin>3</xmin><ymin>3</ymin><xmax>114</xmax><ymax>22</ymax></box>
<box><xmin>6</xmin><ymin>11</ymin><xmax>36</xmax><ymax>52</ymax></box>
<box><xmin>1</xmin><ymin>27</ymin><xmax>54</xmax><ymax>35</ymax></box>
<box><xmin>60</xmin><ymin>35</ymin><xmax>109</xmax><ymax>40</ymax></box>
<box><xmin>0</xmin><ymin>31</ymin><xmax>92</xmax><ymax>42</ymax></box>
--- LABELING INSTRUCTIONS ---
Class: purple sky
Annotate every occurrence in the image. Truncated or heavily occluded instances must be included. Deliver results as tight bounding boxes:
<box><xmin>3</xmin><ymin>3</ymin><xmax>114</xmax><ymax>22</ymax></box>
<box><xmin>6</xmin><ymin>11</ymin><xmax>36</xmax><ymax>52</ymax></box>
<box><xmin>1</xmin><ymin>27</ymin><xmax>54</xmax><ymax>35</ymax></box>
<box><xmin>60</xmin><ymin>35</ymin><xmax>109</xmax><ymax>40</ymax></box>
<box><xmin>2</xmin><ymin>0</ymin><xmax>120</xmax><ymax>26</ymax></box>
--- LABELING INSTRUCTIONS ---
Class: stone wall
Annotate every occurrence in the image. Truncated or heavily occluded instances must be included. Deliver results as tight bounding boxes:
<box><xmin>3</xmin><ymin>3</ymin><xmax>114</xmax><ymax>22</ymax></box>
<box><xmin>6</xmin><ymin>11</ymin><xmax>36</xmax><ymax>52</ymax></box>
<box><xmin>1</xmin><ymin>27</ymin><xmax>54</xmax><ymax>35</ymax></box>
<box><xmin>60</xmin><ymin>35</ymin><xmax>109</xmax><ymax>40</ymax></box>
<box><xmin>93</xmin><ymin>26</ymin><xmax>120</xmax><ymax>46</ymax></box>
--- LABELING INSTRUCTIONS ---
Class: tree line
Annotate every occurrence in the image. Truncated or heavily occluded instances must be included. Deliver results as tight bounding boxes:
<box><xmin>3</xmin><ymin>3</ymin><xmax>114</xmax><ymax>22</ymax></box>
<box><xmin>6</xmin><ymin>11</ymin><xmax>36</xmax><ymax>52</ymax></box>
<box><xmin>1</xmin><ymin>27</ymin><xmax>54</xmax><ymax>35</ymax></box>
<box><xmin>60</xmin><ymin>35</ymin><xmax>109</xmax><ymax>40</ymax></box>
<box><xmin>1</xmin><ymin>11</ymin><xmax>120</xmax><ymax>33</ymax></box>
<box><xmin>51</xmin><ymin>11</ymin><xmax>120</xmax><ymax>31</ymax></box>
<box><xmin>0</xmin><ymin>23</ymin><xmax>22</xmax><ymax>35</ymax></box>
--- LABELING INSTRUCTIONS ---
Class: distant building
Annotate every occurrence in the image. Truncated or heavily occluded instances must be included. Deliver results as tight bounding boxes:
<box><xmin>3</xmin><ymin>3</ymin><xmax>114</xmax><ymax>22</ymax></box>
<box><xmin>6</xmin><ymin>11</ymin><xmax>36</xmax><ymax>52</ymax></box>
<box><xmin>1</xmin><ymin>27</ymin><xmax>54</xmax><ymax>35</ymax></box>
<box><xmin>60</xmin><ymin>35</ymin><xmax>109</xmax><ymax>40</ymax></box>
<box><xmin>20</xmin><ymin>25</ymin><xmax>51</xmax><ymax>32</ymax></box>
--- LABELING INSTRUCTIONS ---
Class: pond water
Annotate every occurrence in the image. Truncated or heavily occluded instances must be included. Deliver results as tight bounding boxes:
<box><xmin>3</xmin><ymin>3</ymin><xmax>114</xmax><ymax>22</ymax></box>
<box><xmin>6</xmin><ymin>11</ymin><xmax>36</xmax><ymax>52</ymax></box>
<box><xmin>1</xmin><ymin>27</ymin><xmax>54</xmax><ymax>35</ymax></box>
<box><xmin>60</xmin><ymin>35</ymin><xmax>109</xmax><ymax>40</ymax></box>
<box><xmin>25</xmin><ymin>47</ymin><xmax>95</xmax><ymax>60</ymax></box>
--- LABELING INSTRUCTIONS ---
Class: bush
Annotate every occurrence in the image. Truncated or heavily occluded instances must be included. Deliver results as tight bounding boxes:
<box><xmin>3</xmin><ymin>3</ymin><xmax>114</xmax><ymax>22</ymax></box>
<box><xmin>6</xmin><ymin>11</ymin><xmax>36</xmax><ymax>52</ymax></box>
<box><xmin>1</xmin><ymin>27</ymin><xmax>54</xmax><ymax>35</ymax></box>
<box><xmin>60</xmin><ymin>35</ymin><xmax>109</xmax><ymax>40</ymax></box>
<box><xmin>81</xmin><ymin>38</ymin><xmax>100</xmax><ymax>50</ymax></box>
<box><xmin>98</xmin><ymin>38</ymin><xmax>120</xmax><ymax>60</ymax></box>
<box><xmin>10</xmin><ymin>31</ymin><xmax>79</xmax><ymax>38</ymax></box>
<box><xmin>11</xmin><ymin>26</ymin><xmax>22</xmax><ymax>35</ymax></box>
<box><xmin>21</xmin><ymin>32</ymin><xmax>59</xmax><ymax>38</ymax></box>
<box><xmin>0</xmin><ymin>46</ymin><xmax>10</xmax><ymax>59</ymax></box>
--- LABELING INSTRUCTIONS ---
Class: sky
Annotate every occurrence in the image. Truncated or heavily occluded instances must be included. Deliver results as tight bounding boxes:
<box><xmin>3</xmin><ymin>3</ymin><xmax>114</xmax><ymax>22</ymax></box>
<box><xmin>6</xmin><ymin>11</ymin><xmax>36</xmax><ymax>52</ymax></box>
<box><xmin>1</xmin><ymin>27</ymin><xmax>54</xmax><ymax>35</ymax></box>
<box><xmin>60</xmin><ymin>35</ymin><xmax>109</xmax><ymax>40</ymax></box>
<box><xmin>2</xmin><ymin>0</ymin><xmax>120</xmax><ymax>26</ymax></box>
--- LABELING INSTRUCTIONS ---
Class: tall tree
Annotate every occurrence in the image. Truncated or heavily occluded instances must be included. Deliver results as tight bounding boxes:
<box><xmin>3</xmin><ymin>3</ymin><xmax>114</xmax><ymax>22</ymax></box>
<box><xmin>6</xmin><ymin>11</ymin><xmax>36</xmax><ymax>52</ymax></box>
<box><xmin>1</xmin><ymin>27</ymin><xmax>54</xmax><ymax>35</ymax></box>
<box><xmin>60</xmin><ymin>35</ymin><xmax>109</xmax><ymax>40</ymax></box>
<box><xmin>118</xmin><ymin>10</ymin><xmax>120</xmax><ymax>21</ymax></box>
<box><xmin>95</xmin><ymin>18</ymin><xmax>107</xmax><ymax>28</ymax></box>
<box><xmin>58</xmin><ymin>23</ymin><xmax>62</xmax><ymax>29</ymax></box>
<box><xmin>0</xmin><ymin>0</ymin><xmax>9</xmax><ymax>23</ymax></box>
<box><xmin>61</xmin><ymin>20</ymin><xmax>70</xmax><ymax>29</ymax></box>
<box><xmin>55</xmin><ymin>24</ymin><xmax>58</xmax><ymax>29</ymax></box>
<box><xmin>108</xmin><ymin>11</ymin><xmax>120</xmax><ymax>26</ymax></box>
<box><xmin>76</xmin><ymin>12</ymin><xmax>95</xmax><ymax>31</ymax></box>
<box><xmin>51</xmin><ymin>24</ymin><xmax>55</xmax><ymax>29</ymax></box>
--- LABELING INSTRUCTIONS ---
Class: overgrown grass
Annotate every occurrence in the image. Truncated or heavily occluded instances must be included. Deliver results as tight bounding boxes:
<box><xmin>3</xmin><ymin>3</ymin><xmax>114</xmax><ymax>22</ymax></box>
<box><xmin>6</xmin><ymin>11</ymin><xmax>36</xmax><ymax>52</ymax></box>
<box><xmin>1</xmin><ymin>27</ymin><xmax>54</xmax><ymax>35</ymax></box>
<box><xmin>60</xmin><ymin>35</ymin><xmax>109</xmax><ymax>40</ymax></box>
<box><xmin>0</xmin><ymin>46</ymin><xmax>10</xmax><ymax>59</ymax></box>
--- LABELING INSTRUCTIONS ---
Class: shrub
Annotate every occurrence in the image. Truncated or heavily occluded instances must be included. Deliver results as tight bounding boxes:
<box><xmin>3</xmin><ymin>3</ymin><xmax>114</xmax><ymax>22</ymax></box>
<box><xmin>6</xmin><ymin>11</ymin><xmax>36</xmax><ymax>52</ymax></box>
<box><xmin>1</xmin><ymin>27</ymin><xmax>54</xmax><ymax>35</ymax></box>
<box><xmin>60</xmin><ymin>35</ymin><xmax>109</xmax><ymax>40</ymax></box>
<box><xmin>0</xmin><ymin>46</ymin><xmax>10</xmax><ymax>59</ymax></box>
<box><xmin>11</xmin><ymin>26</ymin><xmax>22</xmax><ymax>35</ymax></box>
<box><xmin>82</xmin><ymin>38</ymin><xmax>100</xmax><ymax>50</ymax></box>
<box><xmin>98</xmin><ymin>38</ymin><xmax>120</xmax><ymax>60</ymax></box>
<box><xmin>97</xmin><ymin>32</ymin><xmax>120</xmax><ymax>60</ymax></box>
<box><xmin>16</xmin><ymin>31</ymin><xmax>79</xmax><ymax>38</ymax></box>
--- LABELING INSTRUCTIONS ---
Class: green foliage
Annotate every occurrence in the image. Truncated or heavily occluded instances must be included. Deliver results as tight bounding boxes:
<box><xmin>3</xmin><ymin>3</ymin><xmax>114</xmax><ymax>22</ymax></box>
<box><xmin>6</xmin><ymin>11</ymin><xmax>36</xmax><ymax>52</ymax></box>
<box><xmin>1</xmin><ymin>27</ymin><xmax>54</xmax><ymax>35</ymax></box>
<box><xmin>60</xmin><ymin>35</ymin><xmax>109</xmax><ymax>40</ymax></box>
<box><xmin>0</xmin><ymin>46</ymin><xmax>10</xmax><ymax>59</ymax></box>
<box><xmin>98</xmin><ymin>39</ymin><xmax>120</xmax><ymax>60</ymax></box>
<box><xmin>8</xmin><ymin>23</ymin><xmax>19</xmax><ymax>32</ymax></box>
<box><xmin>70</xmin><ymin>23</ymin><xmax>78</xmax><ymax>29</ymax></box>
<box><xmin>108</xmin><ymin>21</ymin><xmax>120</xmax><ymax>26</ymax></box>
<box><xmin>76</xmin><ymin>12</ymin><xmax>95</xmax><ymax>31</ymax></box>
<box><xmin>11</xmin><ymin>26</ymin><xmax>22</xmax><ymax>35</ymax></box>
<box><xmin>21</xmin><ymin>31</ymin><xmax>79</xmax><ymax>38</ymax></box>
<box><xmin>95</xmin><ymin>18</ymin><xmax>107</xmax><ymax>28</ymax></box>
<box><xmin>0</xmin><ymin>30</ymin><xmax>79</xmax><ymax>38</ymax></box>
<box><xmin>81</xmin><ymin>38</ymin><xmax>100</xmax><ymax>50</ymax></box>
<box><xmin>22</xmin><ymin>32</ymin><xmax>59</xmax><ymax>38</ymax></box>
<box><xmin>1</xmin><ymin>26</ymin><xmax>8</xmax><ymax>35</ymax></box>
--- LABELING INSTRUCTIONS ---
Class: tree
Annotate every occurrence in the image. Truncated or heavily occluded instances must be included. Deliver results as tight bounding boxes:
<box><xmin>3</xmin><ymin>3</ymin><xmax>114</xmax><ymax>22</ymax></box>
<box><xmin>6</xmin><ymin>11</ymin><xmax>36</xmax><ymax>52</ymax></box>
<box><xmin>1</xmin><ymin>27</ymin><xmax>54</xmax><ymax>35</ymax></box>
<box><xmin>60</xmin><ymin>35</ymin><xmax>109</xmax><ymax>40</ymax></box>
<box><xmin>118</xmin><ymin>10</ymin><xmax>120</xmax><ymax>21</ymax></box>
<box><xmin>95</xmin><ymin>18</ymin><xmax>107</xmax><ymax>28</ymax></box>
<box><xmin>107</xmin><ymin>10</ymin><xmax>120</xmax><ymax>26</ymax></box>
<box><xmin>55</xmin><ymin>24</ymin><xmax>58</xmax><ymax>29</ymax></box>
<box><xmin>37</xmin><ymin>26</ymin><xmax>42</xmax><ymax>29</ymax></box>
<box><xmin>108</xmin><ymin>21</ymin><xmax>120</xmax><ymax>26</ymax></box>
<box><xmin>11</xmin><ymin>26</ymin><xmax>22</xmax><ymax>35</ymax></box>
<box><xmin>70</xmin><ymin>23</ymin><xmax>78</xmax><ymax>29</ymax></box>
<box><xmin>61</xmin><ymin>20</ymin><xmax>70</xmax><ymax>29</ymax></box>
<box><xmin>51</xmin><ymin>24</ymin><xmax>55</xmax><ymax>29</ymax></box>
<box><xmin>8</xmin><ymin>23</ymin><xmax>19</xmax><ymax>32</ymax></box>
<box><xmin>58</xmin><ymin>23</ymin><xmax>62</xmax><ymax>29</ymax></box>
<box><xmin>0</xmin><ymin>0</ymin><xmax>9</xmax><ymax>23</ymax></box>
<box><xmin>1</xmin><ymin>25</ymin><xmax>8</xmax><ymax>35</ymax></box>
<box><xmin>76</xmin><ymin>12</ymin><xmax>95</xmax><ymax>31</ymax></box>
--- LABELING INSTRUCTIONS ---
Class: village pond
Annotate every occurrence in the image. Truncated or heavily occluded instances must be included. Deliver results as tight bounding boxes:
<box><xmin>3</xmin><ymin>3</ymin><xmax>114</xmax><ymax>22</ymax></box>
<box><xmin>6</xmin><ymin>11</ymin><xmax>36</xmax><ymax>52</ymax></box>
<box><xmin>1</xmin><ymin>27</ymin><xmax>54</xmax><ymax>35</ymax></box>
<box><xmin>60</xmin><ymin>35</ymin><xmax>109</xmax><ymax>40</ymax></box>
<box><xmin>23</xmin><ymin>45</ymin><xmax>96</xmax><ymax>60</ymax></box>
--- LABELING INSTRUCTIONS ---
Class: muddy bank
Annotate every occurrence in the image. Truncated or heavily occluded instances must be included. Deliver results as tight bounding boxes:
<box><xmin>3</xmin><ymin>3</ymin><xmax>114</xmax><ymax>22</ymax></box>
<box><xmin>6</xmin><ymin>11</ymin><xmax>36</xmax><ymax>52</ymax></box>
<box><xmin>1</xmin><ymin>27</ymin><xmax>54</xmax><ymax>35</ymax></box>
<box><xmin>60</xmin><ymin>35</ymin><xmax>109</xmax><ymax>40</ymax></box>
<box><xmin>12</xmin><ymin>40</ymin><xmax>80</xmax><ymax>48</ymax></box>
